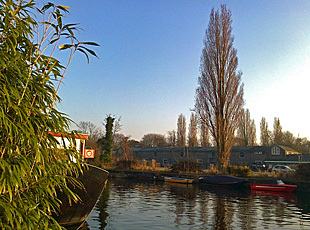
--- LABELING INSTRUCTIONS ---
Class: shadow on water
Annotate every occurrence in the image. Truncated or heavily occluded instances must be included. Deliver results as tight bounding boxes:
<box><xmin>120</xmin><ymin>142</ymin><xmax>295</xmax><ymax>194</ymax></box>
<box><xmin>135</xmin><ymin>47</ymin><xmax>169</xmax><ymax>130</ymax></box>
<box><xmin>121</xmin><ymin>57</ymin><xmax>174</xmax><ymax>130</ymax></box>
<box><xmin>164</xmin><ymin>183</ymin><xmax>199</xmax><ymax>200</ymax></box>
<box><xmin>296</xmin><ymin>192</ymin><xmax>310</xmax><ymax>221</ymax></box>
<box><xmin>198</xmin><ymin>183</ymin><xmax>252</xmax><ymax>198</ymax></box>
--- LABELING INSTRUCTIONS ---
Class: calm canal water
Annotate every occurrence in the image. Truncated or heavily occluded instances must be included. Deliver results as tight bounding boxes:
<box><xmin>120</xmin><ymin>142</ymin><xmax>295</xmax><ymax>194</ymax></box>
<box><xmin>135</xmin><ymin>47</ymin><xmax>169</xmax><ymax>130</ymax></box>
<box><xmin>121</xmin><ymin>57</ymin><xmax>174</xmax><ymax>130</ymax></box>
<box><xmin>82</xmin><ymin>178</ymin><xmax>310</xmax><ymax>230</ymax></box>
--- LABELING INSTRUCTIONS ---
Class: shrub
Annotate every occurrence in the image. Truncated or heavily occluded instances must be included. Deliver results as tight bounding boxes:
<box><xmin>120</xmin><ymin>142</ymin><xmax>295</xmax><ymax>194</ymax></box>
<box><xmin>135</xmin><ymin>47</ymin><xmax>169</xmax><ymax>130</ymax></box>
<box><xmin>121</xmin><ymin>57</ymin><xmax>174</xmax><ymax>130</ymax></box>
<box><xmin>170</xmin><ymin>160</ymin><xmax>202</xmax><ymax>173</ymax></box>
<box><xmin>114</xmin><ymin>158</ymin><xmax>140</xmax><ymax>170</ymax></box>
<box><xmin>227</xmin><ymin>165</ymin><xmax>251</xmax><ymax>177</ymax></box>
<box><xmin>204</xmin><ymin>164</ymin><xmax>220</xmax><ymax>175</ymax></box>
<box><xmin>255</xmin><ymin>170</ymin><xmax>270</xmax><ymax>178</ymax></box>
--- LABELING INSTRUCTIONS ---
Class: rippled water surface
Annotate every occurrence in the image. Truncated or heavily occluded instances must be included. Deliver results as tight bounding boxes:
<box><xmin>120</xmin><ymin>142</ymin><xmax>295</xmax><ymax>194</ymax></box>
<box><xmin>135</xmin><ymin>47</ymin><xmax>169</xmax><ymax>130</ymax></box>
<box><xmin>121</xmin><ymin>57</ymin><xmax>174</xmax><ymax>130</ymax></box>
<box><xmin>83</xmin><ymin>178</ymin><xmax>310</xmax><ymax>230</ymax></box>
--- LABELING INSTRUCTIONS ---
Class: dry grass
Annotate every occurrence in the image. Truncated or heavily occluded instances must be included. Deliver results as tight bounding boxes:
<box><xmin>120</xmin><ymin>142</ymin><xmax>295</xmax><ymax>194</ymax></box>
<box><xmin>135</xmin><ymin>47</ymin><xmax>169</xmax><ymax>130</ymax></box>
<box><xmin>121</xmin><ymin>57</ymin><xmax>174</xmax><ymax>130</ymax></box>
<box><xmin>111</xmin><ymin>158</ymin><xmax>169</xmax><ymax>172</ymax></box>
<box><xmin>203</xmin><ymin>164</ymin><xmax>220</xmax><ymax>175</ymax></box>
<box><xmin>252</xmin><ymin>170</ymin><xmax>272</xmax><ymax>178</ymax></box>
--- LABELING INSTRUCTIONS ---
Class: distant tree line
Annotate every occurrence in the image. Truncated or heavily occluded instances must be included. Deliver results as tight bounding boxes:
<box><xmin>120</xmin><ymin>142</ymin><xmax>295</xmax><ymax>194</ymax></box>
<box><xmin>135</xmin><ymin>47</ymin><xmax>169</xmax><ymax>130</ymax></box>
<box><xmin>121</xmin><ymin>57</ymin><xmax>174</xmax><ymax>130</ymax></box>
<box><xmin>137</xmin><ymin>111</ymin><xmax>310</xmax><ymax>155</ymax></box>
<box><xmin>78</xmin><ymin>111</ymin><xmax>310</xmax><ymax>157</ymax></box>
<box><xmin>259</xmin><ymin>117</ymin><xmax>310</xmax><ymax>154</ymax></box>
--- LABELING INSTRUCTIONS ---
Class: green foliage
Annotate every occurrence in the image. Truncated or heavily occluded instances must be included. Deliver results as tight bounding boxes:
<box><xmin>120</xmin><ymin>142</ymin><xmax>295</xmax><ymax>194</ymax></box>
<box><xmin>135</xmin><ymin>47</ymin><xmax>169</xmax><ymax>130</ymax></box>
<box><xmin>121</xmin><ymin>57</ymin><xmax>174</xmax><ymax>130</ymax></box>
<box><xmin>0</xmin><ymin>1</ymin><xmax>98</xmax><ymax>229</ymax></box>
<box><xmin>98</xmin><ymin>116</ymin><xmax>115</xmax><ymax>164</ymax></box>
<box><xmin>170</xmin><ymin>160</ymin><xmax>202</xmax><ymax>173</ymax></box>
<box><xmin>227</xmin><ymin>165</ymin><xmax>250</xmax><ymax>177</ymax></box>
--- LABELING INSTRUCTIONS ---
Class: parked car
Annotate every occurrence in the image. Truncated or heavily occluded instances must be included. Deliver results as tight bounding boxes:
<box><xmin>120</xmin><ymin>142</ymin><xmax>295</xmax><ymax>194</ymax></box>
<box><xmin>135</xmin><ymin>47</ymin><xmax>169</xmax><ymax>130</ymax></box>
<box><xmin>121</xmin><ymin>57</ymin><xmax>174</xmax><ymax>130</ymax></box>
<box><xmin>271</xmin><ymin>165</ymin><xmax>295</xmax><ymax>172</ymax></box>
<box><xmin>251</xmin><ymin>163</ymin><xmax>267</xmax><ymax>171</ymax></box>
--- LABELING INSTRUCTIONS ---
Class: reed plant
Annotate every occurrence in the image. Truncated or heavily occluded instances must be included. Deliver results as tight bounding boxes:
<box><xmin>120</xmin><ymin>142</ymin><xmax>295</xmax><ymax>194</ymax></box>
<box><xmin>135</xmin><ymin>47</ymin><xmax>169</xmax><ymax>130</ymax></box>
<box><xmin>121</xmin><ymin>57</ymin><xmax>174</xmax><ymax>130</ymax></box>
<box><xmin>253</xmin><ymin>170</ymin><xmax>270</xmax><ymax>178</ymax></box>
<box><xmin>0</xmin><ymin>1</ymin><xmax>98</xmax><ymax>229</ymax></box>
<box><xmin>204</xmin><ymin>164</ymin><xmax>220</xmax><ymax>175</ymax></box>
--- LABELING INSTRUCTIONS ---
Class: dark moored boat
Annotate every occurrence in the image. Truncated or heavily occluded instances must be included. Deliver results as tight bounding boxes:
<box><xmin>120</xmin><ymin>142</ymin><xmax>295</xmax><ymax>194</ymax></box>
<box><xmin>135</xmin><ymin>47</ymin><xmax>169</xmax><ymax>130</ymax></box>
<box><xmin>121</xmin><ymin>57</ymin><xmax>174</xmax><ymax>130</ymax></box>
<box><xmin>54</xmin><ymin>164</ymin><xmax>109</xmax><ymax>227</ymax></box>
<box><xmin>199</xmin><ymin>175</ymin><xmax>248</xmax><ymax>187</ymax></box>
<box><xmin>250</xmin><ymin>180</ymin><xmax>297</xmax><ymax>192</ymax></box>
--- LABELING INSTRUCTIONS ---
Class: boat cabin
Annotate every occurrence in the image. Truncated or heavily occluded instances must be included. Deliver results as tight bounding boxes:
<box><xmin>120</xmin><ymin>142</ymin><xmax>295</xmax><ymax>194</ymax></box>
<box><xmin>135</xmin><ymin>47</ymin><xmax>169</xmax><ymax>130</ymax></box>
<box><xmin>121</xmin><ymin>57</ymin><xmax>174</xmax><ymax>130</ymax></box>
<box><xmin>49</xmin><ymin>131</ymin><xmax>88</xmax><ymax>156</ymax></box>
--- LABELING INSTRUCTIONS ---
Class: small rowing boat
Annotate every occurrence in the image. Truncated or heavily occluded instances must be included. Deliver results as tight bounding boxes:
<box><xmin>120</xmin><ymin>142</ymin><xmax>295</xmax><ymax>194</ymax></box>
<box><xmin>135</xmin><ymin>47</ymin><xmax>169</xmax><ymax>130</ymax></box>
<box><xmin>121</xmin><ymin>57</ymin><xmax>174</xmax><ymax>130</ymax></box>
<box><xmin>164</xmin><ymin>176</ymin><xmax>194</xmax><ymax>184</ymax></box>
<box><xmin>250</xmin><ymin>180</ymin><xmax>297</xmax><ymax>192</ymax></box>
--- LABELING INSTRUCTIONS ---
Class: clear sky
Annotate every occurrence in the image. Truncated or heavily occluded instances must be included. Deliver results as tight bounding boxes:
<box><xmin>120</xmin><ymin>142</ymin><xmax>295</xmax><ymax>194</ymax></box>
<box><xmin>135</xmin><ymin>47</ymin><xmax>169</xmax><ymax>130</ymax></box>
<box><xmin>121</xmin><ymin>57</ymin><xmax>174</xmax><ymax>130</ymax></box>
<box><xmin>52</xmin><ymin>0</ymin><xmax>310</xmax><ymax>141</ymax></box>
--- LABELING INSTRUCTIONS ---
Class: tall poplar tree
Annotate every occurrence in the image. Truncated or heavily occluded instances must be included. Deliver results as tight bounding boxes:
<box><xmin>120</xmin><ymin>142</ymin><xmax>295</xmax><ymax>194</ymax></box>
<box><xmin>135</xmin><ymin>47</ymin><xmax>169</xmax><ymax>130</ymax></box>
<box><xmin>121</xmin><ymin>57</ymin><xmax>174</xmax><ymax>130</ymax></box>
<box><xmin>195</xmin><ymin>5</ymin><xmax>244</xmax><ymax>170</ymax></box>
<box><xmin>177</xmin><ymin>113</ymin><xmax>186</xmax><ymax>146</ymax></box>
<box><xmin>200</xmin><ymin>122</ymin><xmax>210</xmax><ymax>146</ymax></box>
<box><xmin>167</xmin><ymin>130</ymin><xmax>177</xmax><ymax>146</ymax></box>
<box><xmin>260</xmin><ymin>117</ymin><xmax>271</xmax><ymax>146</ymax></box>
<box><xmin>273</xmin><ymin>117</ymin><xmax>283</xmax><ymax>145</ymax></box>
<box><xmin>235</xmin><ymin>109</ymin><xmax>257</xmax><ymax>146</ymax></box>
<box><xmin>188</xmin><ymin>113</ymin><xmax>198</xmax><ymax>147</ymax></box>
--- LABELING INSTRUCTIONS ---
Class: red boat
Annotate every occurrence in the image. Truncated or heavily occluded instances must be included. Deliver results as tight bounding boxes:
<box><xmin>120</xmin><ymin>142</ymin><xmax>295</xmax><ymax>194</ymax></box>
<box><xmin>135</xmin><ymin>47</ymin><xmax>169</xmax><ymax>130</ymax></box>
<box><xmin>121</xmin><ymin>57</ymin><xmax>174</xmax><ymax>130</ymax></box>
<box><xmin>250</xmin><ymin>180</ymin><xmax>297</xmax><ymax>192</ymax></box>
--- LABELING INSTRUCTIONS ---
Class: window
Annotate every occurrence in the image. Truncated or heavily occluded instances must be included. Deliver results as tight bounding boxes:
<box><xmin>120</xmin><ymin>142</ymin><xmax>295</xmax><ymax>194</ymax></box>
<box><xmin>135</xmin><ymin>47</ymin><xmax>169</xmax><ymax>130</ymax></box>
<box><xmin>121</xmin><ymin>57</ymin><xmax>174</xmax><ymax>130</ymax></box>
<box><xmin>163</xmin><ymin>158</ymin><xmax>168</xmax><ymax>165</ymax></box>
<box><xmin>239</xmin><ymin>152</ymin><xmax>245</xmax><ymax>158</ymax></box>
<box><xmin>211</xmin><ymin>152</ymin><xmax>215</xmax><ymax>158</ymax></box>
<box><xmin>154</xmin><ymin>152</ymin><xmax>157</xmax><ymax>157</ymax></box>
<box><xmin>271</xmin><ymin>146</ymin><xmax>280</xmax><ymax>155</ymax></box>
<box><xmin>254</xmin><ymin>151</ymin><xmax>263</xmax><ymax>155</ymax></box>
<box><xmin>197</xmin><ymin>159</ymin><xmax>203</xmax><ymax>164</ymax></box>
<box><xmin>180</xmin><ymin>152</ymin><xmax>184</xmax><ymax>158</ymax></box>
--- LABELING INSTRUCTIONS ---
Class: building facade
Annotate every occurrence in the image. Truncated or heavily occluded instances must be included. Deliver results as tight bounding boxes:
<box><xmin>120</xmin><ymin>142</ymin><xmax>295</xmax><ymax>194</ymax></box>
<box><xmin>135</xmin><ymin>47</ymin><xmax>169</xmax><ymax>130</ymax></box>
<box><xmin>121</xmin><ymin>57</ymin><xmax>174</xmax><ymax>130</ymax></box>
<box><xmin>116</xmin><ymin>145</ymin><xmax>305</xmax><ymax>169</ymax></box>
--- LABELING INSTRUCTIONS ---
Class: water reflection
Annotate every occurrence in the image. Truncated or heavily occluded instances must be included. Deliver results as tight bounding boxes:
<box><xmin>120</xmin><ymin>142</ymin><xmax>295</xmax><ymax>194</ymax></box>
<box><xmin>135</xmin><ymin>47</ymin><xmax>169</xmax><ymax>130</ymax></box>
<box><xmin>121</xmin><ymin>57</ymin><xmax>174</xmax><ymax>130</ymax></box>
<box><xmin>83</xmin><ymin>178</ymin><xmax>310</xmax><ymax>230</ymax></box>
<box><xmin>95</xmin><ymin>182</ymin><xmax>110</xmax><ymax>230</ymax></box>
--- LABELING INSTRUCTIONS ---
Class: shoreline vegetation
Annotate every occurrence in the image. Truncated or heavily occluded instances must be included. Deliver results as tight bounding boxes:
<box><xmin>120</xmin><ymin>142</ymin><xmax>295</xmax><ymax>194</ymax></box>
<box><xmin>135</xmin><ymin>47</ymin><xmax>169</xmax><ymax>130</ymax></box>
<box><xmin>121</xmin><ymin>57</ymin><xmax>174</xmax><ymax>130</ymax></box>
<box><xmin>97</xmin><ymin>158</ymin><xmax>310</xmax><ymax>193</ymax></box>
<box><xmin>106</xmin><ymin>167</ymin><xmax>310</xmax><ymax>193</ymax></box>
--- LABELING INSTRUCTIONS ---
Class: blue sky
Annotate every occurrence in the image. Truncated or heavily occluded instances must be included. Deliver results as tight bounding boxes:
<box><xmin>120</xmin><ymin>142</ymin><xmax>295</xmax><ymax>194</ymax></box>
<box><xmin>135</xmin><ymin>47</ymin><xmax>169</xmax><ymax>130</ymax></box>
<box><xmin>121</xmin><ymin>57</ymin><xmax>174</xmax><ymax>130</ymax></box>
<box><xmin>52</xmin><ymin>0</ymin><xmax>310</xmax><ymax>141</ymax></box>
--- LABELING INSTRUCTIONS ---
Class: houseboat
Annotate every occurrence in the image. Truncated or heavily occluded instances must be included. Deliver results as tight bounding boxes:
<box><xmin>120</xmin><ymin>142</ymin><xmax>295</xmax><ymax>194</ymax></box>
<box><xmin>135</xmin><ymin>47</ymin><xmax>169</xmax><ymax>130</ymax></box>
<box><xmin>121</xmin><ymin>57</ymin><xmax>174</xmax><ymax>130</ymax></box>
<box><xmin>50</xmin><ymin>132</ymin><xmax>109</xmax><ymax>227</ymax></box>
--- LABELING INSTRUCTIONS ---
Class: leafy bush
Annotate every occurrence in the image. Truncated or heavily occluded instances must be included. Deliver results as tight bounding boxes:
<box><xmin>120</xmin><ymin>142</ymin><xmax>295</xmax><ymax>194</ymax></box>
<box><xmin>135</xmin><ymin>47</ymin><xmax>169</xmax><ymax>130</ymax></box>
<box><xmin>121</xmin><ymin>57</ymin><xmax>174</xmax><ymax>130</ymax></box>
<box><xmin>170</xmin><ymin>160</ymin><xmax>202</xmax><ymax>173</ymax></box>
<box><xmin>227</xmin><ymin>165</ymin><xmax>250</xmax><ymax>177</ymax></box>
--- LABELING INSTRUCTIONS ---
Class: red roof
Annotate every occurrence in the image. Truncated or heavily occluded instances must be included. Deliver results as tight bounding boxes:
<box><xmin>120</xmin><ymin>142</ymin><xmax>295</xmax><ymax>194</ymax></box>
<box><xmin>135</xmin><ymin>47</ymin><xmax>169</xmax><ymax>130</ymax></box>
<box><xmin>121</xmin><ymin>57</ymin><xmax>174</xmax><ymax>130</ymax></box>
<box><xmin>49</xmin><ymin>132</ymin><xmax>88</xmax><ymax>140</ymax></box>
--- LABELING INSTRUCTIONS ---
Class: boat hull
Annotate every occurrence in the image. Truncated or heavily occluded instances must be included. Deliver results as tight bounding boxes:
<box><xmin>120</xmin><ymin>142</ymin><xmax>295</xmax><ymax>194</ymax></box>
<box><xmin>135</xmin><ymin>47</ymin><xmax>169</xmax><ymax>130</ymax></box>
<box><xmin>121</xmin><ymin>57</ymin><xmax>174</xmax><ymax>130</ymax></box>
<box><xmin>250</xmin><ymin>183</ymin><xmax>297</xmax><ymax>192</ymax></box>
<box><xmin>199</xmin><ymin>175</ymin><xmax>248</xmax><ymax>187</ymax></box>
<box><xmin>164</xmin><ymin>176</ymin><xmax>194</xmax><ymax>184</ymax></box>
<box><xmin>54</xmin><ymin>164</ymin><xmax>109</xmax><ymax>227</ymax></box>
